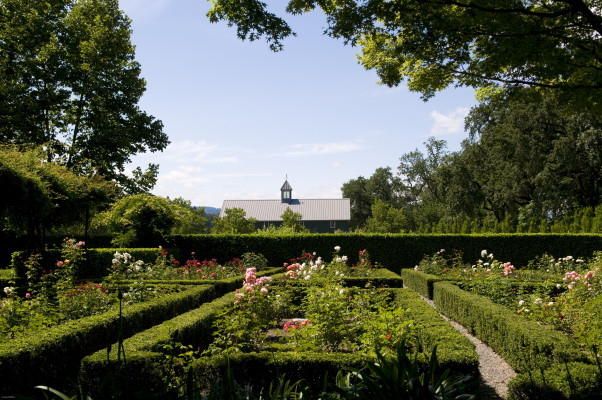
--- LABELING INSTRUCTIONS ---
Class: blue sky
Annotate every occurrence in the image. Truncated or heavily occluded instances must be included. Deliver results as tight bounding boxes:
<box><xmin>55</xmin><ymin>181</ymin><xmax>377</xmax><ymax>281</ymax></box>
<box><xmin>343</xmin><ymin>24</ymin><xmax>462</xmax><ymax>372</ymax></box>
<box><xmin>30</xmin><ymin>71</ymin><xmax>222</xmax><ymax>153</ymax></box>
<box><xmin>121</xmin><ymin>0</ymin><xmax>478</xmax><ymax>208</ymax></box>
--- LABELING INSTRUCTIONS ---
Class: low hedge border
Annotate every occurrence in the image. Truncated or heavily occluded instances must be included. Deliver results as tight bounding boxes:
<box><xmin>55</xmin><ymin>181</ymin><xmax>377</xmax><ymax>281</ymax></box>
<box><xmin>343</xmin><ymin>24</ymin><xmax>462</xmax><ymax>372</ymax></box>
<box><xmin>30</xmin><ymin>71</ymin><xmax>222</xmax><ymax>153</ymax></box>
<box><xmin>507</xmin><ymin>362</ymin><xmax>602</xmax><ymax>400</ymax></box>
<box><xmin>267</xmin><ymin>268</ymin><xmax>404</xmax><ymax>288</ymax></box>
<box><xmin>399</xmin><ymin>269</ymin><xmax>445</xmax><ymax>299</ymax></box>
<box><xmin>81</xmin><ymin>287</ymin><xmax>478</xmax><ymax>394</ymax></box>
<box><xmin>432</xmin><ymin>281</ymin><xmax>578</xmax><ymax>373</ymax></box>
<box><xmin>80</xmin><ymin>292</ymin><xmax>236</xmax><ymax>394</ymax></box>
<box><xmin>132</xmin><ymin>267</ymin><xmax>283</xmax><ymax>296</ymax></box>
<box><xmin>0</xmin><ymin>284</ymin><xmax>217</xmax><ymax>396</ymax></box>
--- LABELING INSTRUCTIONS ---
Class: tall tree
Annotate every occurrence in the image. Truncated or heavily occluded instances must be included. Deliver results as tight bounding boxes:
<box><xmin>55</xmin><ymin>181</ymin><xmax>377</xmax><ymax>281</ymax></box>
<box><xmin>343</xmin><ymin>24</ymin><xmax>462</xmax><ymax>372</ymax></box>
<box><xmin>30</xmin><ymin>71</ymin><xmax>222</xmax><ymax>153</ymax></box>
<box><xmin>463</xmin><ymin>88</ymin><xmax>602</xmax><ymax>219</ymax></box>
<box><xmin>342</xmin><ymin>167</ymin><xmax>401</xmax><ymax>229</ymax></box>
<box><xmin>206</xmin><ymin>0</ymin><xmax>602</xmax><ymax>109</ymax></box>
<box><xmin>0</xmin><ymin>0</ymin><xmax>168</xmax><ymax>193</ymax></box>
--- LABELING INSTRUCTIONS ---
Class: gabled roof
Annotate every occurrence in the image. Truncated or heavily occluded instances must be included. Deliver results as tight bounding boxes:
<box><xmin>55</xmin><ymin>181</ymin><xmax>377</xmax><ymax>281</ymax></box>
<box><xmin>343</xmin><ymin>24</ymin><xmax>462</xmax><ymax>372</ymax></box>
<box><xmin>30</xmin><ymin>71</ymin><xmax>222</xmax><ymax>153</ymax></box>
<box><xmin>280</xmin><ymin>180</ymin><xmax>293</xmax><ymax>191</ymax></box>
<box><xmin>219</xmin><ymin>198</ymin><xmax>350</xmax><ymax>221</ymax></box>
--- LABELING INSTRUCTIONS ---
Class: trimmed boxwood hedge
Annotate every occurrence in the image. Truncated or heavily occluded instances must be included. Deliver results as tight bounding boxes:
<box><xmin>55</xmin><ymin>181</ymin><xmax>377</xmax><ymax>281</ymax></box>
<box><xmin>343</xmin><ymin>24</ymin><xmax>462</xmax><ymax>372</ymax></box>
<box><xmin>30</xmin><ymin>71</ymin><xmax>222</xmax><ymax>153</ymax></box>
<box><xmin>81</xmin><ymin>287</ymin><xmax>478</xmax><ymax>394</ymax></box>
<box><xmin>399</xmin><ymin>269</ymin><xmax>444</xmax><ymax>299</ymax></box>
<box><xmin>0</xmin><ymin>284</ymin><xmax>217</xmax><ymax>396</ymax></box>
<box><xmin>432</xmin><ymin>281</ymin><xmax>578</xmax><ymax>373</ymax></box>
<box><xmin>126</xmin><ymin>267</ymin><xmax>282</xmax><ymax>297</ymax></box>
<box><xmin>168</xmin><ymin>233</ymin><xmax>602</xmax><ymax>273</ymax></box>
<box><xmin>80</xmin><ymin>292</ymin><xmax>236</xmax><ymax>395</ymax></box>
<box><xmin>507</xmin><ymin>362</ymin><xmax>602</xmax><ymax>400</ymax></box>
<box><xmin>267</xmin><ymin>267</ymin><xmax>404</xmax><ymax>288</ymax></box>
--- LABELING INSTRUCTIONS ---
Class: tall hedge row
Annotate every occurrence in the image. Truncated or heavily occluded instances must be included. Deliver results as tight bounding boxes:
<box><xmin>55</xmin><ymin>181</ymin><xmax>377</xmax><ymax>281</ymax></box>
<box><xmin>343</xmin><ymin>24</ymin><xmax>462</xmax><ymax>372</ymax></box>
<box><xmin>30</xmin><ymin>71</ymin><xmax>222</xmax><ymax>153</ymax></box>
<box><xmin>169</xmin><ymin>233</ymin><xmax>602</xmax><ymax>273</ymax></box>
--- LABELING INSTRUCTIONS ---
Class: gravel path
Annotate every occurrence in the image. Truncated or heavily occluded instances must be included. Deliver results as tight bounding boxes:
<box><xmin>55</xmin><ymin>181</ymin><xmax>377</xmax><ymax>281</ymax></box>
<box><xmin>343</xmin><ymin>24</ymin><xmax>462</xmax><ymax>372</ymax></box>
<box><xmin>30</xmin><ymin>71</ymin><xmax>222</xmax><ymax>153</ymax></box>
<box><xmin>411</xmin><ymin>289</ymin><xmax>516</xmax><ymax>399</ymax></box>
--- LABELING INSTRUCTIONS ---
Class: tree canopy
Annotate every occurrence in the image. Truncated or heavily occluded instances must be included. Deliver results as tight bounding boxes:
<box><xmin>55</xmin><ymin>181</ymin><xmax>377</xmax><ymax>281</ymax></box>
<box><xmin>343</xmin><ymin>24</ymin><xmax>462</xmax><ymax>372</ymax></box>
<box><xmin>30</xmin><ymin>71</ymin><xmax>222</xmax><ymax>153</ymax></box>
<box><xmin>0</xmin><ymin>0</ymin><xmax>168</xmax><ymax>193</ymax></box>
<box><xmin>207</xmin><ymin>0</ymin><xmax>602</xmax><ymax>109</ymax></box>
<box><xmin>212</xmin><ymin>208</ymin><xmax>258</xmax><ymax>234</ymax></box>
<box><xmin>342</xmin><ymin>88</ymin><xmax>602</xmax><ymax>233</ymax></box>
<box><xmin>0</xmin><ymin>146</ymin><xmax>115</xmax><ymax>250</ymax></box>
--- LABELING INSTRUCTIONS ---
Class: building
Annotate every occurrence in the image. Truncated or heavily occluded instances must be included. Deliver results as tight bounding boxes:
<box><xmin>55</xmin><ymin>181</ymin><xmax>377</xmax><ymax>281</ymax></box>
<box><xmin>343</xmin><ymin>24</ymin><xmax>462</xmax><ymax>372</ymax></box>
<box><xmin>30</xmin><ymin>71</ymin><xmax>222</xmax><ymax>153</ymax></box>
<box><xmin>219</xmin><ymin>180</ymin><xmax>350</xmax><ymax>233</ymax></box>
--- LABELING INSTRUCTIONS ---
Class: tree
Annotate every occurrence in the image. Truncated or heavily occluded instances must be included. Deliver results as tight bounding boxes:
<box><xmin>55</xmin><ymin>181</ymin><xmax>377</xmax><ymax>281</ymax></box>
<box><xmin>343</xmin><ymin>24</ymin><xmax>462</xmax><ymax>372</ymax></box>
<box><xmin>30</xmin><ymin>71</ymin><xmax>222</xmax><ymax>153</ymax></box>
<box><xmin>342</xmin><ymin>167</ymin><xmax>402</xmax><ymax>229</ymax></box>
<box><xmin>170</xmin><ymin>197</ymin><xmax>209</xmax><ymax>234</ymax></box>
<box><xmin>0</xmin><ymin>146</ymin><xmax>115</xmax><ymax>251</ymax></box>
<box><xmin>99</xmin><ymin>194</ymin><xmax>176</xmax><ymax>247</ymax></box>
<box><xmin>463</xmin><ymin>88</ymin><xmax>602</xmax><ymax>219</ymax></box>
<box><xmin>0</xmin><ymin>0</ymin><xmax>168</xmax><ymax>193</ymax></box>
<box><xmin>212</xmin><ymin>208</ymin><xmax>257</xmax><ymax>234</ymax></box>
<box><xmin>206</xmin><ymin>0</ymin><xmax>602</xmax><ymax>109</ymax></box>
<box><xmin>364</xmin><ymin>199</ymin><xmax>407</xmax><ymax>233</ymax></box>
<box><xmin>280</xmin><ymin>207</ymin><xmax>308</xmax><ymax>233</ymax></box>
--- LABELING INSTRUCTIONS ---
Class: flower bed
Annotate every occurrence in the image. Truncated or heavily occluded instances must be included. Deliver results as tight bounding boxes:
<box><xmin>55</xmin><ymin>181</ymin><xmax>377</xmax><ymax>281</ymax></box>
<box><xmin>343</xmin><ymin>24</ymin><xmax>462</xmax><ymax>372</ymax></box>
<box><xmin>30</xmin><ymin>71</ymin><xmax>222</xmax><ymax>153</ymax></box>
<box><xmin>81</xmin><ymin>248</ymin><xmax>477</xmax><ymax>395</ymax></box>
<box><xmin>412</xmin><ymin>249</ymin><xmax>602</xmax><ymax>351</ymax></box>
<box><xmin>402</xmin><ymin>248</ymin><xmax>602</xmax><ymax>399</ymax></box>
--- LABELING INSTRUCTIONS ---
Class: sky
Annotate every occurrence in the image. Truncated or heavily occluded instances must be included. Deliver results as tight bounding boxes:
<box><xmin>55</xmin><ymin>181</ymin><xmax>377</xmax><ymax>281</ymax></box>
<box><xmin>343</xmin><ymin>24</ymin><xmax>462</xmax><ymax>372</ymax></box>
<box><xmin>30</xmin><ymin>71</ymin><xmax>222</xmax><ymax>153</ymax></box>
<box><xmin>120</xmin><ymin>0</ymin><xmax>478</xmax><ymax>209</ymax></box>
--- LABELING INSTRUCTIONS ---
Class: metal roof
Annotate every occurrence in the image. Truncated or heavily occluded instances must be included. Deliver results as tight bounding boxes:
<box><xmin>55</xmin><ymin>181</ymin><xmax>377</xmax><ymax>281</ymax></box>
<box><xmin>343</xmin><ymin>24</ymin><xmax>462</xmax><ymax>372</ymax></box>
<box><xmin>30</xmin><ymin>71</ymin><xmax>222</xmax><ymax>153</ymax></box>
<box><xmin>280</xmin><ymin>180</ymin><xmax>293</xmax><ymax>191</ymax></box>
<box><xmin>219</xmin><ymin>199</ymin><xmax>350</xmax><ymax>221</ymax></box>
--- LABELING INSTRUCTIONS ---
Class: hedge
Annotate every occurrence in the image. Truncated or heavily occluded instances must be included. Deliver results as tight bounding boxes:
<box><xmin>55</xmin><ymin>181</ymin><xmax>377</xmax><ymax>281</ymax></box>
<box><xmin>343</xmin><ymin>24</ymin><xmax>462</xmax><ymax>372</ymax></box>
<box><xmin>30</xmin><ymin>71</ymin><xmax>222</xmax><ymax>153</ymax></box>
<box><xmin>399</xmin><ymin>269</ymin><xmax>444</xmax><ymax>299</ymax></box>
<box><xmin>0</xmin><ymin>234</ymin><xmax>113</xmax><ymax>269</ymax></box>
<box><xmin>10</xmin><ymin>248</ymin><xmax>174</xmax><ymax>280</ymax></box>
<box><xmin>0</xmin><ymin>284</ymin><xmax>217</xmax><ymax>396</ymax></box>
<box><xmin>81</xmin><ymin>287</ymin><xmax>478</xmax><ymax>394</ymax></box>
<box><xmin>507</xmin><ymin>362</ymin><xmax>602</xmax><ymax>400</ymax></box>
<box><xmin>80</xmin><ymin>292</ymin><xmax>236</xmax><ymax>395</ymax></box>
<box><xmin>124</xmin><ymin>267</ymin><xmax>282</xmax><ymax>297</ymax></box>
<box><xmin>168</xmin><ymin>233</ymin><xmax>602</xmax><ymax>273</ymax></box>
<box><xmin>432</xmin><ymin>281</ymin><xmax>578</xmax><ymax>373</ymax></box>
<box><xmin>267</xmin><ymin>267</ymin><xmax>404</xmax><ymax>289</ymax></box>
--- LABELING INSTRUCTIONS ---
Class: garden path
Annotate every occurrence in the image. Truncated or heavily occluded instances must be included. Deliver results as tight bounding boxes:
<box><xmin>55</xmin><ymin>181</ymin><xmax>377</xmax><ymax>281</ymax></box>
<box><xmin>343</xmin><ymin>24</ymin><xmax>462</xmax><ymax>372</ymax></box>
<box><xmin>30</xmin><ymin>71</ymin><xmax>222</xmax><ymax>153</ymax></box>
<box><xmin>409</xmin><ymin>289</ymin><xmax>516</xmax><ymax>399</ymax></box>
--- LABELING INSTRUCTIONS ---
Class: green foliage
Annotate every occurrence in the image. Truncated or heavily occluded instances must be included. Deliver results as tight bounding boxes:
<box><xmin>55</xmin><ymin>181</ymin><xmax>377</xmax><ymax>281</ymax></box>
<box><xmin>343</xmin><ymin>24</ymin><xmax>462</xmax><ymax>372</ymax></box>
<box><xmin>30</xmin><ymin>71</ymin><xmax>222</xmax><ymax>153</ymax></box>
<box><xmin>170</xmin><ymin>198</ymin><xmax>210</xmax><ymax>234</ymax></box>
<box><xmin>432</xmin><ymin>282</ymin><xmax>576</xmax><ymax>373</ymax></box>
<box><xmin>169</xmin><ymin>233</ymin><xmax>602</xmax><ymax>275</ymax></box>
<box><xmin>0</xmin><ymin>0</ymin><xmax>168</xmax><ymax>193</ymax></box>
<box><xmin>100</xmin><ymin>194</ymin><xmax>177</xmax><ymax>247</ymax></box>
<box><xmin>0</xmin><ymin>285</ymin><xmax>218</xmax><ymax>394</ymax></box>
<box><xmin>280</xmin><ymin>207</ymin><xmax>308</xmax><ymax>233</ymax></box>
<box><xmin>212</xmin><ymin>208</ymin><xmax>258</xmax><ymax>234</ymax></box>
<box><xmin>208</xmin><ymin>0</ymin><xmax>602</xmax><ymax>110</ymax></box>
<box><xmin>507</xmin><ymin>362</ymin><xmax>602</xmax><ymax>400</ymax></box>
<box><xmin>0</xmin><ymin>146</ymin><xmax>115</xmax><ymax>251</ymax></box>
<box><xmin>399</xmin><ymin>269</ymin><xmax>443</xmax><ymax>300</ymax></box>
<box><xmin>364</xmin><ymin>199</ymin><xmax>406</xmax><ymax>233</ymax></box>
<box><xmin>329</xmin><ymin>340</ymin><xmax>477</xmax><ymax>400</ymax></box>
<box><xmin>242</xmin><ymin>252</ymin><xmax>268</xmax><ymax>271</ymax></box>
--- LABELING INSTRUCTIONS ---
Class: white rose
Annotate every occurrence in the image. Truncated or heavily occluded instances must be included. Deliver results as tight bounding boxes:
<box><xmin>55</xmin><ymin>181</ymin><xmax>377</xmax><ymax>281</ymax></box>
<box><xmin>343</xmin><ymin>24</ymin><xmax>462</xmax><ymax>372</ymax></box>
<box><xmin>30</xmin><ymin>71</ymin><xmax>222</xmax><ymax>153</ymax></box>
<box><xmin>481</xmin><ymin>250</ymin><xmax>488</xmax><ymax>258</ymax></box>
<box><xmin>334</xmin><ymin>246</ymin><xmax>341</xmax><ymax>252</ymax></box>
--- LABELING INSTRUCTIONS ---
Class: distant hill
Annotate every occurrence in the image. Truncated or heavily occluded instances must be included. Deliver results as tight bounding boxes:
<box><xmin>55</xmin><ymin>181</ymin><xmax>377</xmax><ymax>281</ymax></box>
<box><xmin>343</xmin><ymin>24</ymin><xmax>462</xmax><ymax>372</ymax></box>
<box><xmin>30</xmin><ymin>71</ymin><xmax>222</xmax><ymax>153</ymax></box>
<box><xmin>203</xmin><ymin>207</ymin><xmax>221</xmax><ymax>215</ymax></box>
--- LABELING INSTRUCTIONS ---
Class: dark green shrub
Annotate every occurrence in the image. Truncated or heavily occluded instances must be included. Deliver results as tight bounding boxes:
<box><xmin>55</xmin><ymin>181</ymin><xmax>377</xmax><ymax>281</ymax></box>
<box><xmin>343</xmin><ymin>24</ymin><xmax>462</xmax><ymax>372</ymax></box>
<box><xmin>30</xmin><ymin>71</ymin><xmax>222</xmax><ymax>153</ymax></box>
<box><xmin>507</xmin><ymin>362</ymin><xmax>602</xmax><ymax>400</ymax></box>
<box><xmin>0</xmin><ymin>285</ymin><xmax>217</xmax><ymax>395</ymax></box>
<box><xmin>168</xmin><ymin>233</ymin><xmax>602</xmax><ymax>273</ymax></box>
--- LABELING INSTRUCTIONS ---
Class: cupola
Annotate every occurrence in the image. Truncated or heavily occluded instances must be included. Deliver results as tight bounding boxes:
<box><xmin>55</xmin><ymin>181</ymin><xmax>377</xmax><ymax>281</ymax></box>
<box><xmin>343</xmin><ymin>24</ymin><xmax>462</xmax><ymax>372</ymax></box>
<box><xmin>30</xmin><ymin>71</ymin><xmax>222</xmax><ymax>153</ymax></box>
<box><xmin>281</xmin><ymin>179</ymin><xmax>292</xmax><ymax>203</ymax></box>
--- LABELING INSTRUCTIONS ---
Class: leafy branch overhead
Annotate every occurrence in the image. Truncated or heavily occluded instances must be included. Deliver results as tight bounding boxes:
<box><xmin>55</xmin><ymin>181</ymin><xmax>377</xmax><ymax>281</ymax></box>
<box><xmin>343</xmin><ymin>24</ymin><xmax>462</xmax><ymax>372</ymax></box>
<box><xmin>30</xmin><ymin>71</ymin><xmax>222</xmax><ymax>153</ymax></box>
<box><xmin>207</xmin><ymin>0</ymin><xmax>602</xmax><ymax>107</ymax></box>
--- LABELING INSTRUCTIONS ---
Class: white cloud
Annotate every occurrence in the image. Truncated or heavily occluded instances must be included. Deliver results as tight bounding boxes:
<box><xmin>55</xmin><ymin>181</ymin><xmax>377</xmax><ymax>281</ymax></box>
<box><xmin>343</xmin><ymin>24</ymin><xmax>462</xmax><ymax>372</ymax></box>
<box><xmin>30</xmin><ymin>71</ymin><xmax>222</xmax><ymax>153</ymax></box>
<box><xmin>164</xmin><ymin>140</ymin><xmax>239</xmax><ymax>164</ymax></box>
<box><xmin>154</xmin><ymin>165</ymin><xmax>209</xmax><ymax>191</ymax></box>
<box><xmin>276</xmin><ymin>141</ymin><xmax>363</xmax><ymax>157</ymax></box>
<box><xmin>429</xmin><ymin>107</ymin><xmax>469</xmax><ymax>135</ymax></box>
<box><xmin>332</xmin><ymin>162</ymin><xmax>343</xmax><ymax>168</ymax></box>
